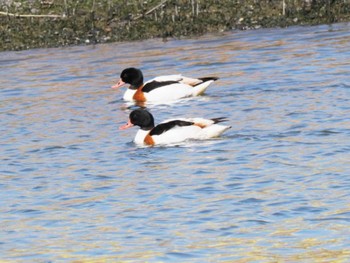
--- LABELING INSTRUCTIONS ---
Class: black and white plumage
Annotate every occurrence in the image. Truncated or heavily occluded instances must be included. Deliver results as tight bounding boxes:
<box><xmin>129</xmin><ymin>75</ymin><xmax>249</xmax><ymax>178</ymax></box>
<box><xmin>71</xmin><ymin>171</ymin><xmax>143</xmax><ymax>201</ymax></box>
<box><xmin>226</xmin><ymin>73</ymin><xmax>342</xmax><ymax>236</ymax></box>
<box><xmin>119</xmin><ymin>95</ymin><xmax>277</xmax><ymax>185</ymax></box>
<box><xmin>112</xmin><ymin>68</ymin><xmax>218</xmax><ymax>103</ymax></box>
<box><xmin>119</xmin><ymin>109</ymin><xmax>231</xmax><ymax>146</ymax></box>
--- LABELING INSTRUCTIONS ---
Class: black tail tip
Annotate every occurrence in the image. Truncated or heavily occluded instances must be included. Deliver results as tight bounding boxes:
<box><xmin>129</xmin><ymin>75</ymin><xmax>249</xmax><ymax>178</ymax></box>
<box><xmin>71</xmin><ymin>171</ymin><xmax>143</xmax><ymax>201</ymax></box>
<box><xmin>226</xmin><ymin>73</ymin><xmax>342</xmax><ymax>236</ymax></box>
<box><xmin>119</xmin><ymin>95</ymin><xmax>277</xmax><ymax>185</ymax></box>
<box><xmin>211</xmin><ymin>117</ymin><xmax>228</xmax><ymax>123</ymax></box>
<box><xmin>199</xmin><ymin>77</ymin><xmax>219</xmax><ymax>82</ymax></box>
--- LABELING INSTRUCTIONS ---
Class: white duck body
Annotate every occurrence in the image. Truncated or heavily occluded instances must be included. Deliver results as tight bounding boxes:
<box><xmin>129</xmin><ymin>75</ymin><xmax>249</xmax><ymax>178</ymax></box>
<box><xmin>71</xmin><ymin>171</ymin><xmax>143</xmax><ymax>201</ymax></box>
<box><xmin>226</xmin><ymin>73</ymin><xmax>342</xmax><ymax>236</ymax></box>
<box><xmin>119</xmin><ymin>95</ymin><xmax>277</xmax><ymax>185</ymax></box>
<box><xmin>134</xmin><ymin>117</ymin><xmax>231</xmax><ymax>145</ymax></box>
<box><xmin>141</xmin><ymin>81</ymin><xmax>214</xmax><ymax>102</ymax></box>
<box><xmin>123</xmin><ymin>75</ymin><xmax>182</xmax><ymax>101</ymax></box>
<box><xmin>121</xmin><ymin>73</ymin><xmax>216</xmax><ymax>102</ymax></box>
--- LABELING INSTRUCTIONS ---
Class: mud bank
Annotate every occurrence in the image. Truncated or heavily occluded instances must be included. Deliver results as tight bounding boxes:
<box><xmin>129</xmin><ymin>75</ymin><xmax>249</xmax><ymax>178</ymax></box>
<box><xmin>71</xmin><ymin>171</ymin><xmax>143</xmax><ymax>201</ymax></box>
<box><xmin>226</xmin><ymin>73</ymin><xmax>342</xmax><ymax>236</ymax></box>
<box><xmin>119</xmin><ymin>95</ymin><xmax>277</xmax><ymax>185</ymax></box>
<box><xmin>1</xmin><ymin>0</ymin><xmax>350</xmax><ymax>51</ymax></box>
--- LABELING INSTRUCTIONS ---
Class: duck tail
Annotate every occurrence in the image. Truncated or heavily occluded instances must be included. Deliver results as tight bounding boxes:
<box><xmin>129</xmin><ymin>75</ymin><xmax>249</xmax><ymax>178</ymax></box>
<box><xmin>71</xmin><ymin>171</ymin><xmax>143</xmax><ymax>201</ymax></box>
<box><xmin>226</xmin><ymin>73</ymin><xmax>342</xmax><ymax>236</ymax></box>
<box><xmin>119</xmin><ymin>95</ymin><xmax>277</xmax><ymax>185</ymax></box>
<box><xmin>192</xmin><ymin>77</ymin><xmax>218</xmax><ymax>95</ymax></box>
<box><xmin>197</xmin><ymin>77</ymin><xmax>219</xmax><ymax>83</ymax></box>
<box><xmin>211</xmin><ymin>117</ymin><xmax>228</xmax><ymax>124</ymax></box>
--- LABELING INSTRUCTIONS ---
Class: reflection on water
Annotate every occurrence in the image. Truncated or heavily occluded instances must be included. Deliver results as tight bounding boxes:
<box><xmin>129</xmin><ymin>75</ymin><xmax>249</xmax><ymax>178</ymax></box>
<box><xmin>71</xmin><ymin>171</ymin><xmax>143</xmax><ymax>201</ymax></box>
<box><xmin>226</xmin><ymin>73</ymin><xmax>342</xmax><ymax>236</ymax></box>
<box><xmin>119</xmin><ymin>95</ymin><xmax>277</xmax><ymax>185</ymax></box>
<box><xmin>1</xmin><ymin>23</ymin><xmax>350</xmax><ymax>262</ymax></box>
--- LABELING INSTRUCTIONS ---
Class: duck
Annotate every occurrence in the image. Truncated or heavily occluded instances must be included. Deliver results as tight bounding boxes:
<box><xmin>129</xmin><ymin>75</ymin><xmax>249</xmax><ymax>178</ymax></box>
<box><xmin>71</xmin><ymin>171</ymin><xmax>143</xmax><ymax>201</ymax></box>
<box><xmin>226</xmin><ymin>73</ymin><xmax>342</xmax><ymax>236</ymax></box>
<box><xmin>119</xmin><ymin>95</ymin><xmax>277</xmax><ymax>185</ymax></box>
<box><xmin>112</xmin><ymin>67</ymin><xmax>218</xmax><ymax>103</ymax></box>
<box><xmin>119</xmin><ymin>109</ymin><xmax>231</xmax><ymax>146</ymax></box>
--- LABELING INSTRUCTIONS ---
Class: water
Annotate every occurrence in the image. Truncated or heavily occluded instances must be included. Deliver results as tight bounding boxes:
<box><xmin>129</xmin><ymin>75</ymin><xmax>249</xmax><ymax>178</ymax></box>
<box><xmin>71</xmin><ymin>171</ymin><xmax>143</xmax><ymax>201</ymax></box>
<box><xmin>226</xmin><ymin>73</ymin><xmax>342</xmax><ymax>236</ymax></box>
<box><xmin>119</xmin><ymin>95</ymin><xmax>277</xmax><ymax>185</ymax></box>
<box><xmin>1</xmin><ymin>23</ymin><xmax>350</xmax><ymax>262</ymax></box>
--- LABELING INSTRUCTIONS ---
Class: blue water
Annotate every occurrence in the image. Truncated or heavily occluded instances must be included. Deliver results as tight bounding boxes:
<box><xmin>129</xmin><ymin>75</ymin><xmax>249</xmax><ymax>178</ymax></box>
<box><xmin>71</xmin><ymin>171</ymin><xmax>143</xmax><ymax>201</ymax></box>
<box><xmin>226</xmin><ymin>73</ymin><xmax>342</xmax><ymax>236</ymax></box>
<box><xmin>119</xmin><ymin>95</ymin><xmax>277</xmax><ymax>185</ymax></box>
<box><xmin>1</xmin><ymin>23</ymin><xmax>350</xmax><ymax>262</ymax></box>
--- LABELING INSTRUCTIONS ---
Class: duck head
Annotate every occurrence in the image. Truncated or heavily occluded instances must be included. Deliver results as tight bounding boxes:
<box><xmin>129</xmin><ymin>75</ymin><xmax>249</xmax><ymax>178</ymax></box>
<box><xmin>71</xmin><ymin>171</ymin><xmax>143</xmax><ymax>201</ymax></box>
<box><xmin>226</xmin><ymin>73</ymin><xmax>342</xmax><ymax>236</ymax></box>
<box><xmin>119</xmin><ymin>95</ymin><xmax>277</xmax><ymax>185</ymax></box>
<box><xmin>119</xmin><ymin>109</ymin><xmax>155</xmax><ymax>130</ymax></box>
<box><xmin>112</xmin><ymin>68</ymin><xmax>144</xmax><ymax>89</ymax></box>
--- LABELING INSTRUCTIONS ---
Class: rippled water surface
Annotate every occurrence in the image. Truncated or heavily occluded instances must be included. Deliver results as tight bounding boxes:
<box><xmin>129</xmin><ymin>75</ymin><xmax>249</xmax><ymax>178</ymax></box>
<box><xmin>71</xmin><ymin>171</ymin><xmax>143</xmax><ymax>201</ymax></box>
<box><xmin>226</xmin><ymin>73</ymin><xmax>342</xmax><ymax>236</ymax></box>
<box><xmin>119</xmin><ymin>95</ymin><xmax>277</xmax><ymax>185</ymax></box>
<box><xmin>1</xmin><ymin>23</ymin><xmax>350</xmax><ymax>262</ymax></box>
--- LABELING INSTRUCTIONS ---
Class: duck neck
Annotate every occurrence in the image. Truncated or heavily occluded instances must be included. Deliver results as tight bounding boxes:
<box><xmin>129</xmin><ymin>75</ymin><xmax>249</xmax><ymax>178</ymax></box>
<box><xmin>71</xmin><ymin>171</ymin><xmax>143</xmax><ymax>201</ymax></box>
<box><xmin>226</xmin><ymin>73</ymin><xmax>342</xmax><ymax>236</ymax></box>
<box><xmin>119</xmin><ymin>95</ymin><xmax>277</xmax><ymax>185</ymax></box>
<box><xmin>129</xmin><ymin>78</ymin><xmax>144</xmax><ymax>90</ymax></box>
<box><xmin>129</xmin><ymin>84</ymin><xmax>141</xmax><ymax>90</ymax></box>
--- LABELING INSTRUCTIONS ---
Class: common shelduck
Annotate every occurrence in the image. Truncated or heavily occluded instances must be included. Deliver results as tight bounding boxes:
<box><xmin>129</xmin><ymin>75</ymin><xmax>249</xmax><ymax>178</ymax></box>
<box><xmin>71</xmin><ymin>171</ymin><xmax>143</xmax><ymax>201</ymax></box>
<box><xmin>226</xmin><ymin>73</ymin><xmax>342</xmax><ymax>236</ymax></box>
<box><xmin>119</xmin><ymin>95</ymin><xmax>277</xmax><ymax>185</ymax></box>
<box><xmin>119</xmin><ymin>109</ymin><xmax>231</xmax><ymax>146</ymax></box>
<box><xmin>112</xmin><ymin>67</ymin><xmax>218</xmax><ymax>103</ymax></box>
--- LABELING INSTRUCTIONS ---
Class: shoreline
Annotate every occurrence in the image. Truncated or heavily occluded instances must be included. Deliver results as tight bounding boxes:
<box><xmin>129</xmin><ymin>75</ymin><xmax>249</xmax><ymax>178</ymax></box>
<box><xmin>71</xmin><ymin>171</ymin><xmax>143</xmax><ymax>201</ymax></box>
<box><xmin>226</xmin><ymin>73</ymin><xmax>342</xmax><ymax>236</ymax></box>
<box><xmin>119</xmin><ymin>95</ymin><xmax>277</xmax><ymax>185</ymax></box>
<box><xmin>1</xmin><ymin>0</ymin><xmax>350</xmax><ymax>52</ymax></box>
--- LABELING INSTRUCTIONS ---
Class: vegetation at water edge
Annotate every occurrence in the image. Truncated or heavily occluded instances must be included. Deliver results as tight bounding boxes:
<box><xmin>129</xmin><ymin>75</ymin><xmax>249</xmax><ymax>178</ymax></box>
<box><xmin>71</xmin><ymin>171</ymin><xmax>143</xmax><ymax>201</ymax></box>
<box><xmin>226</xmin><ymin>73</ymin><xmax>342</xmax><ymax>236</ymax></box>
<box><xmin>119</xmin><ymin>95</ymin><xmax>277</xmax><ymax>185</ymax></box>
<box><xmin>1</xmin><ymin>0</ymin><xmax>350</xmax><ymax>51</ymax></box>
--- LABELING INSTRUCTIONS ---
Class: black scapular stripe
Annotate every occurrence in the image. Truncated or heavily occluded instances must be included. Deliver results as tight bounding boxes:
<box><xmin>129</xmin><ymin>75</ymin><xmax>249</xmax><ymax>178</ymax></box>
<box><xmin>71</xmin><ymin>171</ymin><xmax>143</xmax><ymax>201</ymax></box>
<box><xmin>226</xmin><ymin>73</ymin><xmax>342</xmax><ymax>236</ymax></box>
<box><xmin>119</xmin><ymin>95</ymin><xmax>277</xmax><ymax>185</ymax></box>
<box><xmin>150</xmin><ymin>120</ymin><xmax>194</xmax><ymax>136</ymax></box>
<box><xmin>142</xmin><ymin>80</ymin><xmax>179</xmax><ymax>93</ymax></box>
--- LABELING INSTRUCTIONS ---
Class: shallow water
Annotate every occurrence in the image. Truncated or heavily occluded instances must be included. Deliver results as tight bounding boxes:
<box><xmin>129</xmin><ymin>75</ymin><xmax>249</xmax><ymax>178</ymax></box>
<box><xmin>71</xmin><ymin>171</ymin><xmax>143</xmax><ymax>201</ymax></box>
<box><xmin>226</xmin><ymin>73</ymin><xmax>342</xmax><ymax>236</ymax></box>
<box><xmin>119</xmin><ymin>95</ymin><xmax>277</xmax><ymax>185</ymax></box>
<box><xmin>1</xmin><ymin>23</ymin><xmax>350</xmax><ymax>262</ymax></box>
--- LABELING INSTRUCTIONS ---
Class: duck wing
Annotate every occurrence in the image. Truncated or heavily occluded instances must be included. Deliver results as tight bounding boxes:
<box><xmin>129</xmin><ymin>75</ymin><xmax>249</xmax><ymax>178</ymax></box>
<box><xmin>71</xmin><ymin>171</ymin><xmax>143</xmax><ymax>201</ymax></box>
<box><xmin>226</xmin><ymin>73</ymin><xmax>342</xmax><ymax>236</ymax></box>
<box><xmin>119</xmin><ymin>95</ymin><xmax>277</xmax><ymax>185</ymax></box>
<box><xmin>150</xmin><ymin>120</ymin><xmax>194</xmax><ymax>136</ymax></box>
<box><xmin>142</xmin><ymin>80</ymin><xmax>179</xmax><ymax>93</ymax></box>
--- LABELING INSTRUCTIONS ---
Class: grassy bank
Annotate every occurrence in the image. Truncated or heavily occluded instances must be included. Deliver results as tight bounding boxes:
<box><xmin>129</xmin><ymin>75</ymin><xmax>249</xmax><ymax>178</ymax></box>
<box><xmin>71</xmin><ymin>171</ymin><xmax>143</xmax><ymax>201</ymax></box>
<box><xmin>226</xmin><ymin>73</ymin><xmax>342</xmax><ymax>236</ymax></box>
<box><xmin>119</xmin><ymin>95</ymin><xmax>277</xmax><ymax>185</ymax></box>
<box><xmin>1</xmin><ymin>0</ymin><xmax>350</xmax><ymax>51</ymax></box>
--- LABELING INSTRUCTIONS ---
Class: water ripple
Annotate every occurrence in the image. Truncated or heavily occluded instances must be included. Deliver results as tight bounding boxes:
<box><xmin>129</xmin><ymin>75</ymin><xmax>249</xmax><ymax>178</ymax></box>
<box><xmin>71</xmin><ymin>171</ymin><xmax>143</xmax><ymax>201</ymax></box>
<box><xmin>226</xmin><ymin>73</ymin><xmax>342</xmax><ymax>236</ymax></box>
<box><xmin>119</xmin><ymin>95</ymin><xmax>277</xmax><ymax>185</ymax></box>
<box><xmin>1</xmin><ymin>22</ymin><xmax>350</xmax><ymax>262</ymax></box>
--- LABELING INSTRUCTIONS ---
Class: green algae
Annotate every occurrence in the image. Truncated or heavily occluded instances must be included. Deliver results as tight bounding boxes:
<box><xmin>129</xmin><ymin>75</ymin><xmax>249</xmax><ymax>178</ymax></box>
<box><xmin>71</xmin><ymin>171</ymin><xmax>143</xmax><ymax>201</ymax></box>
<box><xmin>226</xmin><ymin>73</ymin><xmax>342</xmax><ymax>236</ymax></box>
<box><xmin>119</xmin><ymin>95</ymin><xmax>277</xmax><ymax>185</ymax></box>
<box><xmin>1</xmin><ymin>0</ymin><xmax>350</xmax><ymax>51</ymax></box>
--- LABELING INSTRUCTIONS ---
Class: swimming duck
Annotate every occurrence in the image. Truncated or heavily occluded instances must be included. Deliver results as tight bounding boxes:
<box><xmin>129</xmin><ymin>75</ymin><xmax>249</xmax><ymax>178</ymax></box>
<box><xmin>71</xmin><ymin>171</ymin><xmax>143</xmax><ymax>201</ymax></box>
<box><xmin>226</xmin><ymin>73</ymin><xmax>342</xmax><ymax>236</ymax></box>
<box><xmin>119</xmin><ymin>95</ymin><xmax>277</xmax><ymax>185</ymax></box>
<box><xmin>112</xmin><ymin>67</ymin><xmax>218</xmax><ymax>103</ymax></box>
<box><xmin>119</xmin><ymin>109</ymin><xmax>231</xmax><ymax>146</ymax></box>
